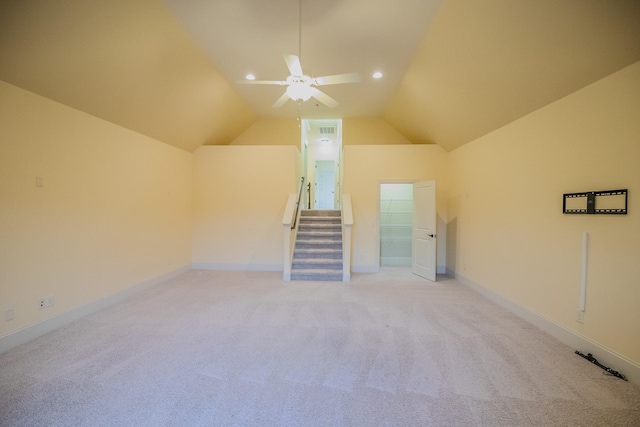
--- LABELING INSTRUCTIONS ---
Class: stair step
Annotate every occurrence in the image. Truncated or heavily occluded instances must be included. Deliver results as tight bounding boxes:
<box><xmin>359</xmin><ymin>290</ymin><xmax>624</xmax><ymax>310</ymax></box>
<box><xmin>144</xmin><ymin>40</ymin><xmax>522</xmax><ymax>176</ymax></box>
<box><xmin>300</xmin><ymin>216</ymin><xmax>341</xmax><ymax>222</ymax></box>
<box><xmin>293</xmin><ymin>210</ymin><xmax>343</xmax><ymax>281</ymax></box>
<box><xmin>297</xmin><ymin>231</ymin><xmax>341</xmax><ymax>237</ymax></box>
<box><xmin>292</xmin><ymin>258</ymin><xmax>342</xmax><ymax>269</ymax></box>
<box><xmin>298</xmin><ymin>224</ymin><xmax>342</xmax><ymax>234</ymax></box>
<box><xmin>299</xmin><ymin>232</ymin><xmax>342</xmax><ymax>238</ymax></box>
<box><xmin>300</xmin><ymin>210</ymin><xmax>341</xmax><ymax>217</ymax></box>
<box><xmin>295</xmin><ymin>240</ymin><xmax>342</xmax><ymax>249</ymax></box>
<box><xmin>298</xmin><ymin>228</ymin><xmax>341</xmax><ymax>235</ymax></box>
<box><xmin>290</xmin><ymin>269</ymin><xmax>344</xmax><ymax>281</ymax></box>
<box><xmin>293</xmin><ymin>248</ymin><xmax>342</xmax><ymax>259</ymax></box>
<box><xmin>299</xmin><ymin>223</ymin><xmax>342</xmax><ymax>229</ymax></box>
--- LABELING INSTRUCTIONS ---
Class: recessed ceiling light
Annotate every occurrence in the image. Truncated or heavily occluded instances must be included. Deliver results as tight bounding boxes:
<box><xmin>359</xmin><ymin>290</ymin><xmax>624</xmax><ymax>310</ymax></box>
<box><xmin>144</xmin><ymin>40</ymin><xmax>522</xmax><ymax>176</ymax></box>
<box><xmin>373</xmin><ymin>71</ymin><xmax>383</xmax><ymax>79</ymax></box>
<box><xmin>245</xmin><ymin>74</ymin><xmax>256</xmax><ymax>81</ymax></box>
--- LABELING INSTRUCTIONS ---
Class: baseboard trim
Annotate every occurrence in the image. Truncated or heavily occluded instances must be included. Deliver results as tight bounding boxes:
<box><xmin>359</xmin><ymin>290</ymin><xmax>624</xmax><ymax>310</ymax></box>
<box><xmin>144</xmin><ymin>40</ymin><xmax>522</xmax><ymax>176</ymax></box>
<box><xmin>352</xmin><ymin>264</ymin><xmax>378</xmax><ymax>273</ymax></box>
<box><xmin>0</xmin><ymin>265</ymin><xmax>191</xmax><ymax>354</ymax></box>
<box><xmin>192</xmin><ymin>262</ymin><xmax>282</xmax><ymax>271</ymax></box>
<box><xmin>352</xmin><ymin>265</ymin><xmax>447</xmax><ymax>274</ymax></box>
<box><xmin>454</xmin><ymin>272</ymin><xmax>640</xmax><ymax>386</ymax></box>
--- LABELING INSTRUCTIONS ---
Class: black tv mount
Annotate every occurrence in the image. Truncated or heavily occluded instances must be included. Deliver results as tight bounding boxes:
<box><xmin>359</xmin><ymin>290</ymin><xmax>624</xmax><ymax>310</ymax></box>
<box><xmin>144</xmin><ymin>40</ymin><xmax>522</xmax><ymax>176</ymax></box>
<box><xmin>563</xmin><ymin>189</ymin><xmax>627</xmax><ymax>215</ymax></box>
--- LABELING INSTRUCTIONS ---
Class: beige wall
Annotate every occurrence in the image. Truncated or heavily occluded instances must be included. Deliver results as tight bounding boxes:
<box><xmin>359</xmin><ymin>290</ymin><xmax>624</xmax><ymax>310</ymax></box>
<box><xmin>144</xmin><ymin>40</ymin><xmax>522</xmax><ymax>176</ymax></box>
<box><xmin>0</xmin><ymin>81</ymin><xmax>193</xmax><ymax>338</ymax></box>
<box><xmin>4</xmin><ymin>49</ymin><xmax>638</xmax><ymax>376</ymax></box>
<box><xmin>343</xmin><ymin>117</ymin><xmax>414</xmax><ymax>145</ymax></box>
<box><xmin>192</xmin><ymin>145</ymin><xmax>299</xmax><ymax>269</ymax></box>
<box><xmin>447</xmin><ymin>61</ymin><xmax>640</xmax><ymax>365</ymax></box>
<box><xmin>229</xmin><ymin>119</ymin><xmax>300</xmax><ymax>146</ymax></box>
<box><xmin>343</xmin><ymin>145</ymin><xmax>448</xmax><ymax>272</ymax></box>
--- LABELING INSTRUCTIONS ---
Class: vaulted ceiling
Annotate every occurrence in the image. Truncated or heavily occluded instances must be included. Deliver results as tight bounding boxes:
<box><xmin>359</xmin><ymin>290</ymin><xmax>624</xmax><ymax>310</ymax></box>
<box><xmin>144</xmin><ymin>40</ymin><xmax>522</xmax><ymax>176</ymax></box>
<box><xmin>1</xmin><ymin>0</ymin><xmax>639</xmax><ymax>152</ymax></box>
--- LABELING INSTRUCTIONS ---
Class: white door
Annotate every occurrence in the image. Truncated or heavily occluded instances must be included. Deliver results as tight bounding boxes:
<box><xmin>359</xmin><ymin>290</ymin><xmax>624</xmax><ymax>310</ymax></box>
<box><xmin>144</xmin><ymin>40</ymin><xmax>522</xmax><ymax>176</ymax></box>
<box><xmin>412</xmin><ymin>181</ymin><xmax>437</xmax><ymax>281</ymax></box>
<box><xmin>314</xmin><ymin>160</ymin><xmax>335</xmax><ymax>209</ymax></box>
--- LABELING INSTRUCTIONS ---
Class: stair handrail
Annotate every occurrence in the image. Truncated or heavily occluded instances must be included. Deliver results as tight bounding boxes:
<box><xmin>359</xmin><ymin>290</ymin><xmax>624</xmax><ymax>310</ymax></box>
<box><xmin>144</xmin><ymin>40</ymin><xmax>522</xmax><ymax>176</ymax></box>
<box><xmin>292</xmin><ymin>176</ymin><xmax>305</xmax><ymax>229</ymax></box>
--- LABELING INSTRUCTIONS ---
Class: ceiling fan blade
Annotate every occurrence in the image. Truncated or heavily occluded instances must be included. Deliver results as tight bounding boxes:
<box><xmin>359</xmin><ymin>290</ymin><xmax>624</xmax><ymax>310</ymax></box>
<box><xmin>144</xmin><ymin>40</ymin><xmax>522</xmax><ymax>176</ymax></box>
<box><xmin>283</xmin><ymin>54</ymin><xmax>303</xmax><ymax>77</ymax></box>
<box><xmin>310</xmin><ymin>88</ymin><xmax>339</xmax><ymax>108</ymax></box>
<box><xmin>314</xmin><ymin>72</ymin><xmax>361</xmax><ymax>86</ymax></box>
<box><xmin>272</xmin><ymin>92</ymin><xmax>290</xmax><ymax>108</ymax></box>
<box><xmin>236</xmin><ymin>80</ymin><xmax>287</xmax><ymax>85</ymax></box>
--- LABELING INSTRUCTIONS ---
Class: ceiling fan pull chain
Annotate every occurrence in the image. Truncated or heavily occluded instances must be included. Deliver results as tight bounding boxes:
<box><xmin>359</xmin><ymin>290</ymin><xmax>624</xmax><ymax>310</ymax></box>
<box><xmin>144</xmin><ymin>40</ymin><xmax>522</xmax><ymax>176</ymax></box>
<box><xmin>298</xmin><ymin>0</ymin><xmax>302</xmax><ymax>63</ymax></box>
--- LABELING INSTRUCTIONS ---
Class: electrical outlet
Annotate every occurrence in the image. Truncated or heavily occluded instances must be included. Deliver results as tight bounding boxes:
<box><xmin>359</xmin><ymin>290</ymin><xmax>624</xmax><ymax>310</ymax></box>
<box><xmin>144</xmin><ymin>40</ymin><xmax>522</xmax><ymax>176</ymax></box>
<box><xmin>576</xmin><ymin>310</ymin><xmax>584</xmax><ymax>323</ymax></box>
<box><xmin>45</xmin><ymin>295</ymin><xmax>54</xmax><ymax>307</ymax></box>
<box><xmin>5</xmin><ymin>308</ymin><xmax>14</xmax><ymax>321</ymax></box>
<box><xmin>39</xmin><ymin>299</ymin><xmax>46</xmax><ymax>310</ymax></box>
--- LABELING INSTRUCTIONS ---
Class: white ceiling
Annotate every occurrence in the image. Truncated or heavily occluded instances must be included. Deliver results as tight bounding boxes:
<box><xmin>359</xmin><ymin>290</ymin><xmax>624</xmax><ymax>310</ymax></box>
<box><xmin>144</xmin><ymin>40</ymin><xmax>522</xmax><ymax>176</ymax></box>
<box><xmin>162</xmin><ymin>0</ymin><xmax>442</xmax><ymax>120</ymax></box>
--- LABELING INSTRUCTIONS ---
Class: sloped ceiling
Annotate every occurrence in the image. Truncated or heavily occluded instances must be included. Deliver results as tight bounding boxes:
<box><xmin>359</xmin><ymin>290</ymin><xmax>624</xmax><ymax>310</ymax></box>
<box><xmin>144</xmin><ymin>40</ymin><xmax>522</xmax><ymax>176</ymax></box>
<box><xmin>1</xmin><ymin>0</ymin><xmax>639</xmax><ymax>153</ymax></box>
<box><xmin>0</xmin><ymin>0</ymin><xmax>256</xmax><ymax>152</ymax></box>
<box><xmin>384</xmin><ymin>0</ymin><xmax>640</xmax><ymax>151</ymax></box>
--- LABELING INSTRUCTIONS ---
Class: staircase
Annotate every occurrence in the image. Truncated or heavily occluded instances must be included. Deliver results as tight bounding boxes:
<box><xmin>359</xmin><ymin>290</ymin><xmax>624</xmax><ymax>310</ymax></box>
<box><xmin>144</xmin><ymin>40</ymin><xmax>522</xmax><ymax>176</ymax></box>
<box><xmin>291</xmin><ymin>210</ymin><xmax>343</xmax><ymax>281</ymax></box>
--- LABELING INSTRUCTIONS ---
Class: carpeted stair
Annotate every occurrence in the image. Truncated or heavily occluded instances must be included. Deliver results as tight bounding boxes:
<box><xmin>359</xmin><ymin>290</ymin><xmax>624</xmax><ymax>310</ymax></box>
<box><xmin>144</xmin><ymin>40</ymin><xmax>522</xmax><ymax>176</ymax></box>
<box><xmin>291</xmin><ymin>209</ymin><xmax>343</xmax><ymax>281</ymax></box>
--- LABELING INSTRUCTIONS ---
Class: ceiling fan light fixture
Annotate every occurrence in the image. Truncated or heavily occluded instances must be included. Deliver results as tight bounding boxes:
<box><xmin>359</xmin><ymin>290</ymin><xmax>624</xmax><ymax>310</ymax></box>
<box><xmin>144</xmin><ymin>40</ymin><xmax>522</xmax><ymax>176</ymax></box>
<box><xmin>286</xmin><ymin>82</ymin><xmax>313</xmax><ymax>101</ymax></box>
<box><xmin>245</xmin><ymin>73</ymin><xmax>256</xmax><ymax>80</ymax></box>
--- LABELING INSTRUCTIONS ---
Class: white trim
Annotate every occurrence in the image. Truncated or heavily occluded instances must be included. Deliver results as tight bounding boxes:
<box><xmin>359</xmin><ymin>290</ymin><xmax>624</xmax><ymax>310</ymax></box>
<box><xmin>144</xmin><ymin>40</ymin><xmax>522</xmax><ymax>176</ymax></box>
<box><xmin>192</xmin><ymin>263</ymin><xmax>282</xmax><ymax>271</ymax></box>
<box><xmin>455</xmin><ymin>272</ymin><xmax>640</xmax><ymax>386</ymax></box>
<box><xmin>342</xmin><ymin>194</ymin><xmax>353</xmax><ymax>282</ymax></box>
<box><xmin>0</xmin><ymin>265</ymin><xmax>191</xmax><ymax>354</ymax></box>
<box><xmin>352</xmin><ymin>264</ymin><xmax>378</xmax><ymax>273</ymax></box>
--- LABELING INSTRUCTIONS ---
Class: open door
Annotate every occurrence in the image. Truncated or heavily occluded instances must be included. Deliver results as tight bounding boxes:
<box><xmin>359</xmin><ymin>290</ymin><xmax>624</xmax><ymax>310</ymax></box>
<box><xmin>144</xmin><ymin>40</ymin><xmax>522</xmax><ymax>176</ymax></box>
<box><xmin>412</xmin><ymin>181</ymin><xmax>437</xmax><ymax>281</ymax></box>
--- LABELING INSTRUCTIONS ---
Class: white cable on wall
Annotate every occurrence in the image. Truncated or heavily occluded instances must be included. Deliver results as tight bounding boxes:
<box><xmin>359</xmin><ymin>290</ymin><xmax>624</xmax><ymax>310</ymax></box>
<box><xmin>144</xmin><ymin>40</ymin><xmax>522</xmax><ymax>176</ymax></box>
<box><xmin>579</xmin><ymin>231</ymin><xmax>588</xmax><ymax>312</ymax></box>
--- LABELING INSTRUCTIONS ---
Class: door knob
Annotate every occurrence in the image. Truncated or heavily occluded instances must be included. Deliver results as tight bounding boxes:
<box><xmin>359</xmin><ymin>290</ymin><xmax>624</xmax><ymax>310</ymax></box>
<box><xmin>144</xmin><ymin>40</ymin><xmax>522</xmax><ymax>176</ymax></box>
<box><xmin>428</xmin><ymin>234</ymin><xmax>436</xmax><ymax>238</ymax></box>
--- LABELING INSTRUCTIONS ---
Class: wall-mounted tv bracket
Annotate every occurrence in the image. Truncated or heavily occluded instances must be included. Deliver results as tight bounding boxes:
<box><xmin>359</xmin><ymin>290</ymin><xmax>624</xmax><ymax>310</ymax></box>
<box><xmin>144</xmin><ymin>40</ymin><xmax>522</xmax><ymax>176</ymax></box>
<box><xmin>563</xmin><ymin>189</ymin><xmax>627</xmax><ymax>214</ymax></box>
<box><xmin>575</xmin><ymin>351</ymin><xmax>627</xmax><ymax>380</ymax></box>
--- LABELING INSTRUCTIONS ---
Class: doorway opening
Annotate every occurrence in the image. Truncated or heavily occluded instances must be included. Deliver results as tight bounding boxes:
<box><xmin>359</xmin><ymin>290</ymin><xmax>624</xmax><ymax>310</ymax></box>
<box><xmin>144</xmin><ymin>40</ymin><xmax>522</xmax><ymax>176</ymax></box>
<box><xmin>379</xmin><ymin>183</ymin><xmax>413</xmax><ymax>267</ymax></box>
<box><xmin>301</xmin><ymin>119</ymin><xmax>342</xmax><ymax>210</ymax></box>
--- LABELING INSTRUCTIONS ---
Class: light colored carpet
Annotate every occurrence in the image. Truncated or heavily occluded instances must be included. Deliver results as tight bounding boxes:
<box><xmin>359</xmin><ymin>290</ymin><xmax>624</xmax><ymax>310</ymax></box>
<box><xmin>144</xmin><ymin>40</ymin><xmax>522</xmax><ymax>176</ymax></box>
<box><xmin>1</xmin><ymin>269</ymin><xmax>639</xmax><ymax>426</ymax></box>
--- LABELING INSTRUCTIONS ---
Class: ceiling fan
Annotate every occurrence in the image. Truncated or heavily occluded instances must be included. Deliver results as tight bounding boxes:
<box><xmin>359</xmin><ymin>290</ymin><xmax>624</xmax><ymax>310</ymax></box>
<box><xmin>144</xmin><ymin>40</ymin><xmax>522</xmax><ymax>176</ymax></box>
<box><xmin>237</xmin><ymin>55</ymin><xmax>360</xmax><ymax>108</ymax></box>
<box><xmin>236</xmin><ymin>0</ymin><xmax>360</xmax><ymax>108</ymax></box>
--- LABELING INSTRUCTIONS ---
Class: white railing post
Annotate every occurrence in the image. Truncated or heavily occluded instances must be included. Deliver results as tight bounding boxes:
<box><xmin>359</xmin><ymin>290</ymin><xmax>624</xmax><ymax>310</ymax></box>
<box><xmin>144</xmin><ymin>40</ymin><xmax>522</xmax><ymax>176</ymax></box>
<box><xmin>282</xmin><ymin>178</ymin><xmax>305</xmax><ymax>281</ymax></box>
<box><xmin>282</xmin><ymin>194</ymin><xmax>297</xmax><ymax>280</ymax></box>
<box><xmin>342</xmin><ymin>194</ymin><xmax>353</xmax><ymax>282</ymax></box>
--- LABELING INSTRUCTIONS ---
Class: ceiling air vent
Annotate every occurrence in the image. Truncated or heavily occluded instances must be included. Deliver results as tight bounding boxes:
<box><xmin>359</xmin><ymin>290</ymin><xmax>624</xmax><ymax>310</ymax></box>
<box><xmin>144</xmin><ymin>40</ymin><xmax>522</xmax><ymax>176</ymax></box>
<box><xmin>319</xmin><ymin>126</ymin><xmax>335</xmax><ymax>135</ymax></box>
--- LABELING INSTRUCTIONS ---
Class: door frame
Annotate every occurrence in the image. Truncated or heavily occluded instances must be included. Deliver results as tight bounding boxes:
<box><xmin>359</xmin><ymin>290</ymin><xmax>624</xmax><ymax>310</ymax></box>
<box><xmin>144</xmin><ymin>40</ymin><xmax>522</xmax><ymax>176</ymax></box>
<box><xmin>301</xmin><ymin>119</ymin><xmax>343</xmax><ymax>211</ymax></box>
<box><xmin>377</xmin><ymin>179</ymin><xmax>418</xmax><ymax>272</ymax></box>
